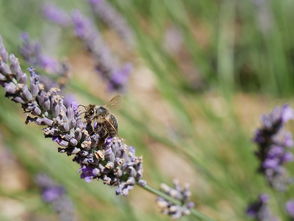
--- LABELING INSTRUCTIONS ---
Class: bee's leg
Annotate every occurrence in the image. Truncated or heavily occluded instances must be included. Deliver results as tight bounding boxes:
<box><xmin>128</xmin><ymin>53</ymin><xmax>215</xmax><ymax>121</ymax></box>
<box><xmin>94</xmin><ymin>123</ymin><xmax>107</xmax><ymax>138</ymax></box>
<box><xmin>86</xmin><ymin>121</ymin><xmax>94</xmax><ymax>135</ymax></box>
<box><xmin>108</xmin><ymin>128</ymin><xmax>117</xmax><ymax>137</ymax></box>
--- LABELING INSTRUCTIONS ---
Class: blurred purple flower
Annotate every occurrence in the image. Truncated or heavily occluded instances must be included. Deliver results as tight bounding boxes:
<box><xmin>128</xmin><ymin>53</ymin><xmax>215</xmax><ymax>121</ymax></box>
<box><xmin>19</xmin><ymin>33</ymin><xmax>69</xmax><ymax>90</ymax></box>
<box><xmin>107</xmin><ymin>63</ymin><xmax>132</xmax><ymax>92</ymax></box>
<box><xmin>19</xmin><ymin>33</ymin><xmax>68</xmax><ymax>75</ymax></box>
<box><xmin>43</xmin><ymin>4</ymin><xmax>132</xmax><ymax>92</ymax></box>
<box><xmin>286</xmin><ymin>200</ymin><xmax>294</xmax><ymax>218</ymax></box>
<box><xmin>42</xmin><ymin>3</ymin><xmax>70</xmax><ymax>27</ymax></box>
<box><xmin>246</xmin><ymin>194</ymin><xmax>277</xmax><ymax>221</ymax></box>
<box><xmin>71</xmin><ymin>10</ymin><xmax>131</xmax><ymax>92</ymax></box>
<box><xmin>88</xmin><ymin>0</ymin><xmax>134</xmax><ymax>48</ymax></box>
<box><xmin>253</xmin><ymin>105</ymin><xmax>294</xmax><ymax>190</ymax></box>
<box><xmin>42</xmin><ymin>186</ymin><xmax>65</xmax><ymax>202</ymax></box>
<box><xmin>71</xmin><ymin>10</ymin><xmax>93</xmax><ymax>40</ymax></box>
<box><xmin>156</xmin><ymin>180</ymin><xmax>195</xmax><ymax>219</ymax></box>
<box><xmin>35</xmin><ymin>174</ymin><xmax>76</xmax><ymax>221</ymax></box>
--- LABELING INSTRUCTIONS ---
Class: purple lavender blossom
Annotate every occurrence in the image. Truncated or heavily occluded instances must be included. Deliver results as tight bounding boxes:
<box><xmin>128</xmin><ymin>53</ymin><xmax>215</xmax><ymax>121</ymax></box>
<box><xmin>70</xmin><ymin>10</ymin><xmax>131</xmax><ymax>92</ymax></box>
<box><xmin>35</xmin><ymin>174</ymin><xmax>76</xmax><ymax>221</ymax></box>
<box><xmin>80</xmin><ymin>165</ymin><xmax>97</xmax><ymax>183</ymax></box>
<box><xmin>107</xmin><ymin>63</ymin><xmax>132</xmax><ymax>91</ymax></box>
<box><xmin>0</xmin><ymin>36</ymin><xmax>143</xmax><ymax>195</ymax></box>
<box><xmin>63</xmin><ymin>94</ymin><xmax>78</xmax><ymax>109</ymax></box>
<box><xmin>20</xmin><ymin>33</ymin><xmax>68</xmax><ymax>75</ymax></box>
<box><xmin>42</xmin><ymin>186</ymin><xmax>65</xmax><ymax>203</ymax></box>
<box><xmin>19</xmin><ymin>33</ymin><xmax>69</xmax><ymax>90</ymax></box>
<box><xmin>43</xmin><ymin>4</ymin><xmax>131</xmax><ymax>92</ymax></box>
<box><xmin>286</xmin><ymin>200</ymin><xmax>294</xmax><ymax>218</ymax></box>
<box><xmin>246</xmin><ymin>194</ymin><xmax>277</xmax><ymax>221</ymax></box>
<box><xmin>156</xmin><ymin>180</ymin><xmax>194</xmax><ymax>219</ymax></box>
<box><xmin>42</xmin><ymin>3</ymin><xmax>70</xmax><ymax>27</ymax></box>
<box><xmin>253</xmin><ymin>105</ymin><xmax>294</xmax><ymax>190</ymax></box>
<box><xmin>88</xmin><ymin>0</ymin><xmax>134</xmax><ymax>48</ymax></box>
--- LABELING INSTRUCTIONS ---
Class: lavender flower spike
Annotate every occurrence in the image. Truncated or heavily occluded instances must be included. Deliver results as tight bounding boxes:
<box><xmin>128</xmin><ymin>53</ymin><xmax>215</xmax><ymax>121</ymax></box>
<box><xmin>0</xmin><ymin>36</ymin><xmax>143</xmax><ymax>195</ymax></box>
<box><xmin>43</xmin><ymin>4</ymin><xmax>132</xmax><ymax>92</ymax></box>
<box><xmin>20</xmin><ymin>33</ymin><xmax>68</xmax><ymax>76</ymax></box>
<box><xmin>88</xmin><ymin>0</ymin><xmax>134</xmax><ymax>47</ymax></box>
<box><xmin>42</xmin><ymin>3</ymin><xmax>70</xmax><ymax>27</ymax></box>
<box><xmin>286</xmin><ymin>200</ymin><xmax>294</xmax><ymax>218</ymax></box>
<box><xmin>71</xmin><ymin>10</ymin><xmax>131</xmax><ymax>92</ymax></box>
<box><xmin>253</xmin><ymin>105</ymin><xmax>294</xmax><ymax>190</ymax></box>
<box><xmin>156</xmin><ymin>180</ymin><xmax>194</xmax><ymax>219</ymax></box>
<box><xmin>246</xmin><ymin>194</ymin><xmax>278</xmax><ymax>221</ymax></box>
<box><xmin>36</xmin><ymin>174</ymin><xmax>76</xmax><ymax>221</ymax></box>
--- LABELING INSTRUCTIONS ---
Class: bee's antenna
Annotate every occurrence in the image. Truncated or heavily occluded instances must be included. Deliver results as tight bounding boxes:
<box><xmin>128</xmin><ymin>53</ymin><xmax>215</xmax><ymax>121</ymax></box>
<box><xmin>78</xmin><ymin>104</ymin><xmax>86</xmax><ymax>109</ymax></box>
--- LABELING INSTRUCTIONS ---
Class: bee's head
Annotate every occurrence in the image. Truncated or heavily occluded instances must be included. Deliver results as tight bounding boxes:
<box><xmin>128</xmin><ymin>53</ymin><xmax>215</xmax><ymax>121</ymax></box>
<box><xmin>84</xmin><ymin>105</ymin><xmax>96</xmax><ymax>120</ymax></box>
<box><xmin>96</xmin><ymin>106</ymin><xmax>108</xmax><ymax>116</ymax></box>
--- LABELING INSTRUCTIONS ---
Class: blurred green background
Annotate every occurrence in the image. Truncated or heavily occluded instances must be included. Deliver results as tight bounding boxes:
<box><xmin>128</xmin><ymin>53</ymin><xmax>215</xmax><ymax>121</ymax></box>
<box><xmin>0</xmin><ymin>0</ymin><xmax>293</xmax><ymax>220</ymax></box>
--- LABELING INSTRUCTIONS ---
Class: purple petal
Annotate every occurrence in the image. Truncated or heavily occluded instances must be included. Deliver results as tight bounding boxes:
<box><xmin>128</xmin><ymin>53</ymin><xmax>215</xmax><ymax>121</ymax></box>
<box><xmin>281</xmin><ymin>105</ymin><xmax>294</xmax><ymax>123</ymax></box>
<box><xmin>286</xmin><ymin>200</ymin><xmax>294</xmax><ymax>217</ymax></box>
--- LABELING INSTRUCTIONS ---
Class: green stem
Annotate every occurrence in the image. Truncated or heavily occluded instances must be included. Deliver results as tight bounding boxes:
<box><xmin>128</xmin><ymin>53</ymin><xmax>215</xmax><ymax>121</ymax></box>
<box><xmin>137</xmin><ymin>183</ymin><xmax>215</xmax><ymax>221</ymax></box>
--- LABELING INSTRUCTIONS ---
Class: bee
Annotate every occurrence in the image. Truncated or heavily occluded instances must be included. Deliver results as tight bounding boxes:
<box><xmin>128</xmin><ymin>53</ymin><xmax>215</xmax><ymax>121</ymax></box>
<box><xmin>81</xmin><ymin>95</ymin><xmax>121</xmax><ymax>138</ymax></box>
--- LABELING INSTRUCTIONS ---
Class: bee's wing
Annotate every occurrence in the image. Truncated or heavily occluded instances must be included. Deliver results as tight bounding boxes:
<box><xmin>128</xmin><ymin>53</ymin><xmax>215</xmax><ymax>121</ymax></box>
<box><xmin>105</xmin><ymin>114</ymin><xmax>118</xmax><ymax>132</ymax></box>
<box><xmin>105</xmin><ymin>95</ymin><xmax>121</xmax><ymax>110</ymax></box>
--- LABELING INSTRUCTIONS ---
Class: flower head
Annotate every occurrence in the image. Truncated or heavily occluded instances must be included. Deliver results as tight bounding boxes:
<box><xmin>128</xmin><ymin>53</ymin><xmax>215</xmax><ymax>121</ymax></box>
<box><xmin>36</xmin><ymin>174</ymin><xmax>65</xmax><ymax>202</ymax></box>
<box><xmin>88</xmin><ymin>0</ymin><xmax>134</xmax><ymax>47</ymax></box>
<box><xmin>107</xmin><ymin>63</ymin><xmax>132</xmax><ymax>92</ymax></box>
<box><xmin>156</xmin><ymin>180</ymin><xmax>195</xmax><ymax>219</ymax></box>
<box><xmin>246</xmin><ymin>194</ymin><xmax>277</xmax><ymax>221</ymax></box>
<box><xmin>43</xmin><ymin>4</ymin><xmax>131</xmax><ymax>92</ymax></box>
<box><xmin>35</xmin><ymin>174</ymin><xmax>76</xmax><ymax>221</ymax></box>
<box><xmin>42</xmin><ymin>4</ymin><xmax>70</xmax><ymax>27</ymax></box>
<box><xmin>253</xmin><ymin>105</ymin><xmax>294</xmax><ymax>190</ymax></box>
<box><xmin>19</xmin><ymin>33</ymin><xmax>68</xmax><ymax>75</ymax></box>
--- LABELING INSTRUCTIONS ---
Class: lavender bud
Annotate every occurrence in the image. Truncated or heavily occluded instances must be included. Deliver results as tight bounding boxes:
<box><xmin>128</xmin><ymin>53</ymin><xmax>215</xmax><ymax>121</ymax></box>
<box><xmin>9</xmin><ymin>54</ymin><xmax>23</xmax><ymax>81</ymax></box>
<box><xmin>12</xmin><ymin>96</ymin><xmax>25</xmax><ymax>104</ymax></box>
<box><xmin>0</xmin><ymin>62</ymin><xmax>11</xmax><ymax>75</ymax></box>
<box><xmin>0</xmin><ymin>73</ymin><xmax>6</xmax><ymax>81</ymax></box>
<box><xmin>4</xmin><ymin>82</ymin><xmax>17</xmax><ymax>94</ymax></box>
<box><xmin>156</xmin><ymin>180</ymin><xmax>195</xmax><ymax>219</ymax></box>
<box><xmin>0</xmin><ymin>37</ymin><xmax>8</xmax><ymax>62</ymax></box>
<box><xmin>33</xmin><ymin>106</ymin><xmax>42</xmax><ymax>116</ymax></box>
<box><xmin>21</xmin><ymin>85</ymin><xmax>33</xmax><ymax>101</ymax></box>
<box><xmin>69</xmin><ymin>138</ymin><xmax>78</xmax><ymax>146</ymax></box>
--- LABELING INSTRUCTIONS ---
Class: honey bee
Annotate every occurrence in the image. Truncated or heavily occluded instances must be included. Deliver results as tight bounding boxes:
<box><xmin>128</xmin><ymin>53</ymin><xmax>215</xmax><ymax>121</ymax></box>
<box><xmin>81</xmin><ymin>95</ymin><xmax>121</xmax><ymax>138</ymax></box>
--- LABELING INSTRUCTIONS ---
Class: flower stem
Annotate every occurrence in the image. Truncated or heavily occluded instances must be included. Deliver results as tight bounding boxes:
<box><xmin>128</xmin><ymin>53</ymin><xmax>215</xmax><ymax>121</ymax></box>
<box><xmin>136</xmin><ymin>183</ymin><xmax>215</xmax><ymax>221</ymax></box>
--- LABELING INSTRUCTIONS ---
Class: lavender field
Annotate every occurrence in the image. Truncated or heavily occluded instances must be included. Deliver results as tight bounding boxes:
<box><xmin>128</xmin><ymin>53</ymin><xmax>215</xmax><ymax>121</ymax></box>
<box><xmin>0</xmin><ymin>0</ymin><xmax>293</xmax><ymax>220</ymax></box>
